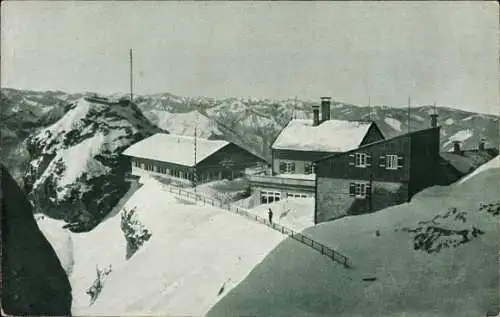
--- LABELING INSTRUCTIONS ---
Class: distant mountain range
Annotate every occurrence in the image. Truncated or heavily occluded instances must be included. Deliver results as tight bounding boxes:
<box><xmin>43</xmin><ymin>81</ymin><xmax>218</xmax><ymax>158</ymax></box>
<box><xmin>1</xmin><ymin>88</ymin><xmax>498</xmax><ymax>229</ymax></box>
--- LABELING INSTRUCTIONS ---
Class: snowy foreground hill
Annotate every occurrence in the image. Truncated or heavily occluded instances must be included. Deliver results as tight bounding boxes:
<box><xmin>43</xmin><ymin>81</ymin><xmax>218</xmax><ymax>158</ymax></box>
<box><xmin>36</xmin><ymin>176</ymin><xmax>313</xmax><ymax>316</ymax></box>
<box><xmin>208</xmin><ymin>156</ymin><xmax>500</xmax><ymax>317</ymax></box>
<box><xmin>24</xmin><ymin>97</ymin><xmax>163</xmax><ymax>231</ymax></box>
<box><xmin>35</xmin><ymin>158</ymin><xmax>499</xmax><ymax>316</ymax></box>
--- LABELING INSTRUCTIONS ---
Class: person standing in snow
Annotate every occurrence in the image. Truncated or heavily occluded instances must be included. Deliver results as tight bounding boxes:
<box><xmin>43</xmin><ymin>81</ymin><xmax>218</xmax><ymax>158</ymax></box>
<box><xmin>268</xmin><ymin>208</ymin><xmax>273</xmax><ymax>224</ymax></box>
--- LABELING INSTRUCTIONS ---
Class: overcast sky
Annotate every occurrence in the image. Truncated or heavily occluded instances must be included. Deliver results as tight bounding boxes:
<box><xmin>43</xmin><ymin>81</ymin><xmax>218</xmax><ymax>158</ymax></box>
<box><xmin>1</xmin><ymin>1</ymin><xmax>498</xmax><ymax>114</ymax></box>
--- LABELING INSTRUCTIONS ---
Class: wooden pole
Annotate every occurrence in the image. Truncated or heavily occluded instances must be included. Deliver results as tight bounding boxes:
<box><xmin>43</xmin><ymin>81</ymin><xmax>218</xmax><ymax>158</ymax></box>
<box><xmin>407</xmin><ymin>96</ymin><xmax>411</xmax><ymax>133</ymax></box>
<box><xmin>193</xmin><ymin>102</ymin><xmax>198</xmax><ymax>201</ymax></box>
<box><xmin>129</xmin><ymin>48</ymin><xmax>133</xmax><ymax>102</ymax></box>
<box><xmin>368</xmin><ymin>95</ymin><xmax>371</xmax><ymax>121</ymax></box>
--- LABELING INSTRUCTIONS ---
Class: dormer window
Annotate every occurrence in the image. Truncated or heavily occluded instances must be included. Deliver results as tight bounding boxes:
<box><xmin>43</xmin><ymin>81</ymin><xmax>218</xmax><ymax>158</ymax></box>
<box><xmin>279</xmin><ymin>160</ymin><xmax>296</xmax><ymax>174</ymax></box>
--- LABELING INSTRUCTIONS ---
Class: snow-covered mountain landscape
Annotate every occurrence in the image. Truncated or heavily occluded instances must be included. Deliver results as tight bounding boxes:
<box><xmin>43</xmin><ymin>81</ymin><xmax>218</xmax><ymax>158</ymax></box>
<box><xmin>2</xmin><ymin>88</ymin><xmax>499</xmax><ymax>185</ymax></box>
<box><xmin>1</xmin><ymin>87</ymin><xmax>498</xmax><ymax>316</ymax></box>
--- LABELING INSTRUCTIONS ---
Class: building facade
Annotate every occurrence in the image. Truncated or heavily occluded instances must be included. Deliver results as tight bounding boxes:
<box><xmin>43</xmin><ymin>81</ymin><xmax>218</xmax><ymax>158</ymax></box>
<box><xmin>315</xmin><ymin>126</ymin><xmax>441</xmax><ymax>224</ymax></box>
<box><xmin>247</xmin><ymin>97</ymin><xmax>385</xmax><ymax>207</ymax></box>
<box><xmin>123</xmin><ymin>133</ymin><xmax>266</xmax><ymax>186</ymax></box>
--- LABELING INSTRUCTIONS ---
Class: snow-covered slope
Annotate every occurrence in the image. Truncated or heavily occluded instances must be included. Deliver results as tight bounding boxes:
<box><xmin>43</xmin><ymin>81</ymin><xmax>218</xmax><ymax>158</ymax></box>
<box><xmin>36</xmin><ymin>176</ymin><xmax>287</xmax><ymax>316</ymax></box>
<box><xmin>25</xmin><ymin>98</ymin><xmax>163</xmax><ymax>231</ymax></box>
<box><xmin>209</xmin><ymin>162</ymin><xmax>500</xmax><ymax>317</ymax></box>
<box><xmin>147</xmin><ymin>110</ymin><xmax>221</xmax><ymax>139</ymax></box>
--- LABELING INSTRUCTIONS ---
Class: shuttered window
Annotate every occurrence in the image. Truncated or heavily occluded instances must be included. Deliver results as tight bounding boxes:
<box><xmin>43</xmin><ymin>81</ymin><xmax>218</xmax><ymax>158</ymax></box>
<box><xmin>349</xmin><ymin>181</ymin><xmax>371</xmax><ymax>199</ymax></box>
<box><xmin>384</xmin><ymin>154</ymin><xmax>405</xmax><ymax>170</ymax></box>
<box><xmin>353</xmin><ymin>153</ymin><xmax>369</xmax><ymax>168</ymax></box>
<box><xmin>279</xmin><ymin>160</ymin><xmax>296</xmax><ymax>174</ymax></box>
<box><xmin>386</xmin><ymin>155</ymin><xmax>398</xmax><ymax>170</ymax></box>
<box><xmin>304</xmin><ymin>162</ymin><xmax>314</xmax><ymax>174</ymax></box>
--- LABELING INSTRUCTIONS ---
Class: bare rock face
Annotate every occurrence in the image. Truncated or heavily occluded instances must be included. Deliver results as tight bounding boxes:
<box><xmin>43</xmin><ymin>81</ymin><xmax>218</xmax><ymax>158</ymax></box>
<box><xmin>1</xmin><ymin>164</ymin><xmax>72</xmax><ymax>315</ymax></box>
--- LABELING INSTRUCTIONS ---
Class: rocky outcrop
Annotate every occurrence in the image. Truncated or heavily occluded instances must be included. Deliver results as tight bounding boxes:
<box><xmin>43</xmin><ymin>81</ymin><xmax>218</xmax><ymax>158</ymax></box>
<box><xmin>1</xmin><ymin>164</ymin><xmax>72</xmax><ymax>315</ymax></box>
<box><xmin>23</xmin><ymin>98</ymin><xmax>164</xmax><ymax>232</ymax></box>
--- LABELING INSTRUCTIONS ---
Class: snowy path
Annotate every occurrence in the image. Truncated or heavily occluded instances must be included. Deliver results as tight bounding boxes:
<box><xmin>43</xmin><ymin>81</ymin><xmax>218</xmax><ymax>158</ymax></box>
<box><xmin>164</xmin><ymin>184</ymin><xmax>351</xmax><ymax>267</ymax></box>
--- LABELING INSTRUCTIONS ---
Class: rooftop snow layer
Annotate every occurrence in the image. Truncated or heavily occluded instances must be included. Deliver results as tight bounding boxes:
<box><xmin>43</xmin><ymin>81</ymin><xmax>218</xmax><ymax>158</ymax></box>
<box><xmin>122</xmin><ymin>133</ymin><xmax>229</xmax><ymax>167</ymax></box>
<box><xmin>272</xmin><ymin>119</ymin><xmax>373</xmax><ymax>152</ymax></box>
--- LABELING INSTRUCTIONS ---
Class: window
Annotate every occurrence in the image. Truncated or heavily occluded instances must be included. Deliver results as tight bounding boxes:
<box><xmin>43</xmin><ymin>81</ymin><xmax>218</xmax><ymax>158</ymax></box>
<box><xmin>287</xmin><ymin>193</ymin><xmax>308</xmax><ymax>198</ymax></box>
<box><xmin>144</xmin><ymin>164</ymin><xmax>154</xmax><ymax>172</ymax></box>
<box><xmin>304</xmin><ymin>162</ymin><xmax>314</xmax><ymax>174</ymax></box>
<box><xmin>380</xmin><ymin>154</ymin><xmax>404</xmax><ymax>170</ymax></box>
<box><xmin>261</xmin><ymin>190</ymin><xmax>281</xmax><ymax>204</ymax></box>
<box><xmin>133</xmin><ymin>161</ymin><xmax>141</xmax><ymax>168</ymax></box>
<box><xmin>386</xmin><ymin>155</ymin><xmax>399</xmax><ymax>170</ymax></box>
<box><xmin>156</xmin><ymin>167</ymin><xmax>167</xmax><ymax>174</ymax></box>
<box><xmin>349</xmin><ymin>182</ymin><xmax>371</xmax><ymax>199</ymax></box>
<box><xmin>354</xmin><ymin>153</ymin><xmax>368</xmax><ymax>167</ymax></box>
<box><xmin>279</xmin><ymin>161</ymin><xmax>296</xmax><ymax>174</ymax></box>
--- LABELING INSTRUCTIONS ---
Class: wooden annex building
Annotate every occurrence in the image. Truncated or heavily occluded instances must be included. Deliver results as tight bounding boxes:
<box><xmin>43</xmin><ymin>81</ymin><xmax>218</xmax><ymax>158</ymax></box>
<box><xmin>123</xmin><ymin>133</ymin><xmax>266</xmax><ymax>186</ymax></box>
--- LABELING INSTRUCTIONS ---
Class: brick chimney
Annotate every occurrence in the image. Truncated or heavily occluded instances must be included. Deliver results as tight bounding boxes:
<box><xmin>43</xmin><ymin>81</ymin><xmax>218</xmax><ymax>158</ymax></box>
<box><xmin>320</xmin><ymin>97</ymin><xmax>331</xmax><ymax>123</ymax></box>
<box><xmin>453</xmin><ymin>141</ymin><xmax>461</xmax><ymax>154</ymax></box>
<box><xmin>430</xmin><ymin>113</ymin><xmax>438</xmax><ymax>128</ymax></box>
<box><xmin>430</xmin><ymin>104</ymin><xmax>438</xmax><ymax>128</ymax></box>
<box><xmin>478</xmin><ymin>138</ymin><xmax>486</xmax><ymax>151</ymax></box>
<box><xmin>312</xmin><ymin>104</ymin><xmax>320</xmax><ymax>126</ymax></box>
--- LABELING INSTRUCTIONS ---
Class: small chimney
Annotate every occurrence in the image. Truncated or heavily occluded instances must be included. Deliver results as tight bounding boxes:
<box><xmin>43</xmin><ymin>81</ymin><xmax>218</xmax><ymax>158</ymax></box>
<box><xmin>430</xmin><ymin>103</ymin><xmax>438</xmax><ymax>128</ymax></box>
<box><xmin>320</xmin><ymin>97</ymin><xmax>331</xmax><ymax>123</ymax></box>
<box><xmin>312</xmin><ymin>104</ymin><xmax>320</xmax><ymax>126</ymax></box>
<box><xmin>453</xmin><ymin>141</ymin><xmax>461</xmax><ymax>154</ymax></box>
<box><xmin>478</xmin><ymin>138</ymin><xmax>485</xmax><ymax>151</ymax></box>
<box><xmin>430</xmin><ymin>113</ymin><xmax>438</xmax><ymax>128</ymax></box>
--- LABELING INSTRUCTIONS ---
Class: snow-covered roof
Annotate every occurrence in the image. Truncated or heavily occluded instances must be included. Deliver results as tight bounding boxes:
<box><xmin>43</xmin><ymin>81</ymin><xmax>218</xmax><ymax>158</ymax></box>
<box><xmin>272</xmin><ymin>119</ymin><xmax>374</xmax><ymax>152</ymax></box>
<box><xmin>122</xmin><ymin>133</ymin><xmax>229</xmax><ymax>167</ymax></box>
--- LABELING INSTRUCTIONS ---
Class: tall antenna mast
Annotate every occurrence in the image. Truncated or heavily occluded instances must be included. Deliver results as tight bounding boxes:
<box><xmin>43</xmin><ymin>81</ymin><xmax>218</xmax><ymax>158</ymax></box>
<box><xmin>294</xmin><ymin>96</ymin><xmax>297</xmax><ymax>119</ymax></box>
<box><xmin>129</xmin><ymin>48</ymin><xmax>133</xmax><ymax>102</ymax></box>
<box><xmin>193</xmin><ymin>101</ymin><xmax>198</xmax><ymax>200</ymax></box>
<box><xmin>407</xmin><ymin>96</ymin><xmax>411</xmax><ymax>133</ymax></box>
<box><xmin>368</xmin><ymin>96</ymin><xmax>372</xmax><ymax>121</ymax></box>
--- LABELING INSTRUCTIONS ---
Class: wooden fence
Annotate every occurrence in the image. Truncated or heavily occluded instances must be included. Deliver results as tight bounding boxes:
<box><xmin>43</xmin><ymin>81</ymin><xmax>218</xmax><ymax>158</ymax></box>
<box><xmin>165</xmin><ymin>185</ymin><xmax>352</xmax><ymax>268</ymax></box>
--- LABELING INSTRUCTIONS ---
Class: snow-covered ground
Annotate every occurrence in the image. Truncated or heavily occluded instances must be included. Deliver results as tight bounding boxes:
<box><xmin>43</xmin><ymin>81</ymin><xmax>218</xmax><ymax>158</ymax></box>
<box><xmin>458</xmin><ymin>155</ymin><xmax>499</xmax><ymax>184</ymax></box>
<box><xmin>208</xmin><ymin>157</ymin><xmax>500</xmax><ymax>317</ymax></box>
<box><xmin>384</xmin><ymin>117</ymin><xmax>402</xmax><ymax>132</ymax></box>
<box><xmin>246</xmin><ymin>197</ymin><xmax>314</xmax><ymax>232</ymax></box>
<box><xmin>37</xmin><ymin>176</ymin><xmax>288</xmax><ymax>316</ymax></box>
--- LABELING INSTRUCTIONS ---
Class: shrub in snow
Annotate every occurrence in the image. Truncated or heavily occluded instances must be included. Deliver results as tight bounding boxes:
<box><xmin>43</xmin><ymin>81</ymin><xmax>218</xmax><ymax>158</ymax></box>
<box><xmin>479</xmin><ymin>201</ymin><xmax>500</xmax><ymax>216</ymax></box>
<box><xmin>402</xmin><ymin>207</ymin><xmax>485</xmax><ymax>254</ymax></box>
<box><xmin>120</xmin><ymin>207</ymin><xmax>152</xmax><ymax>259</ymax></box>
<box><xmin>86</xmin><ymin>265</ymin><xmax>112</xmax><ymax>305</ymax></box>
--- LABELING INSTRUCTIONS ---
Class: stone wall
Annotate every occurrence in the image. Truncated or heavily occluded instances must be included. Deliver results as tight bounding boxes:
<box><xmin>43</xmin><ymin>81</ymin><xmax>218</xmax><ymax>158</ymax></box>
<box><xmin>316</xmin><ymin>177</ymin><xmax>408</xmax><ymax>223</ymax></box>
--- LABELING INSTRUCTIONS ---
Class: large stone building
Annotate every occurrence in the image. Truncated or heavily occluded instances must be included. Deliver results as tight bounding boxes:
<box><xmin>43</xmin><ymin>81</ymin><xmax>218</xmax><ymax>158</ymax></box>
<box><xmin>314</xmin><ymin>112</ymin><xmax>498</xmax><ymax>224</ymax></box>
<box><xmin>123</xmin><ymin>133</ymin><xmax>266</xmax><ymax>186</ymax></box>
